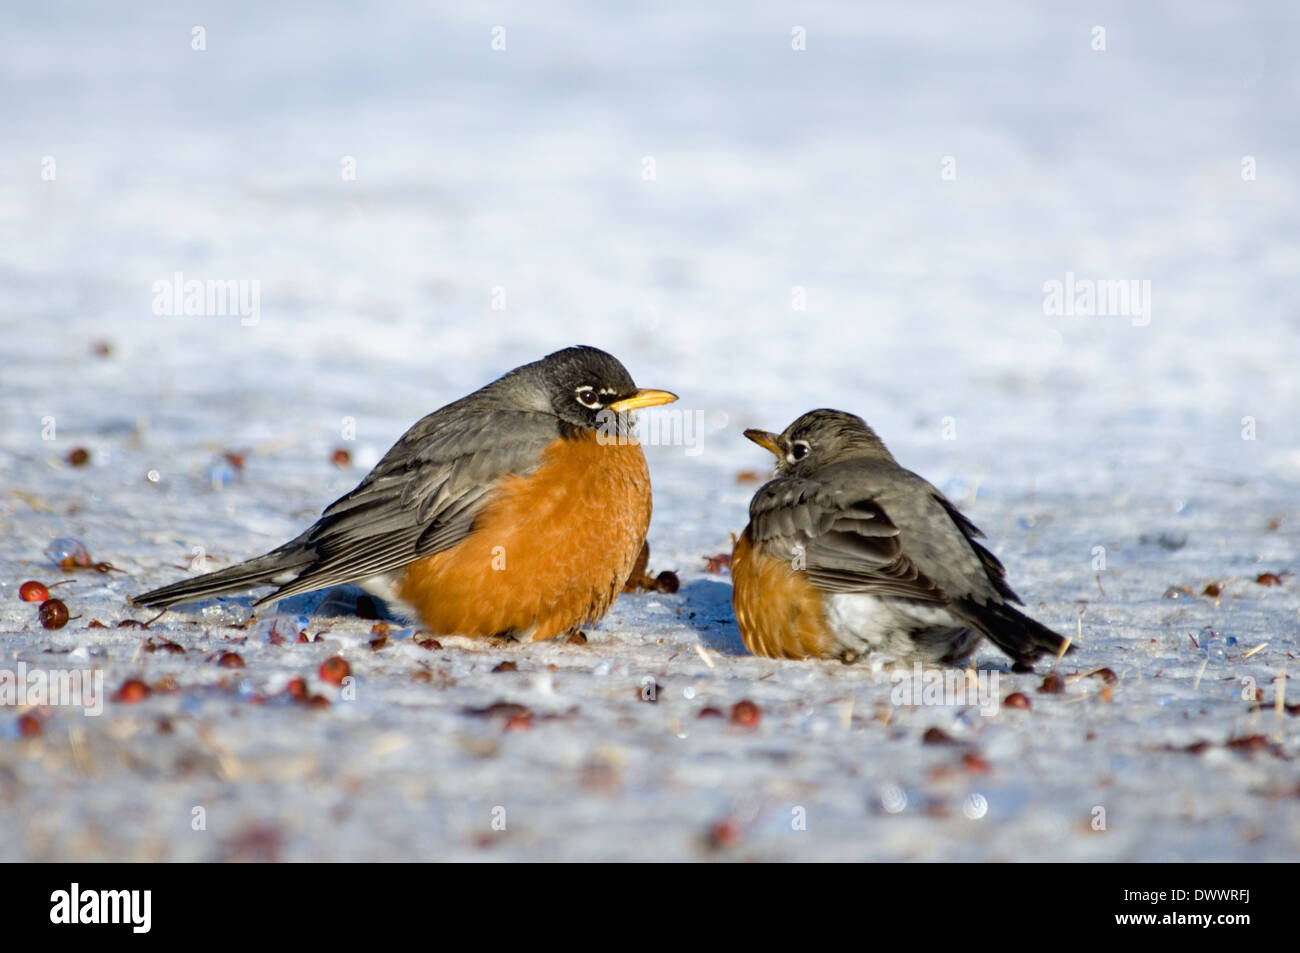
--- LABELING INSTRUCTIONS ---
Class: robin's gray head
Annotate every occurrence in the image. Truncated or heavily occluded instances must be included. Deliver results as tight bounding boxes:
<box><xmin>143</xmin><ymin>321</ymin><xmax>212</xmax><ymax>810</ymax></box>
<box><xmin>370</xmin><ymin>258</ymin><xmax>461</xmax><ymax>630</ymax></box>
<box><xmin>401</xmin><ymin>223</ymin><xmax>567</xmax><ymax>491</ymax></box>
<box><xmin>744</xmin><ymin>409</ymin><xmax>895</xmax><ymax>474</ymax></box>
<box><xmin>495</xmin><ymin>345</ymin><xmax>677</xmax><ymax>431</ymax></box>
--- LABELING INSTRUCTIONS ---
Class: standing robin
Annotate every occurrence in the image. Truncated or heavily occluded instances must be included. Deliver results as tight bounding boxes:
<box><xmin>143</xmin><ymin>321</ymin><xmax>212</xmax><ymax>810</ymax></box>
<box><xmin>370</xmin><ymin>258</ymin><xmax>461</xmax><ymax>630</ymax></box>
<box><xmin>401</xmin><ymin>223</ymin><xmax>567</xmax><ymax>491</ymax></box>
<box><xmin>731</xmin><ymin>409</ymin><xmax>1072</xmax><ymax>667</ymax></box>
<box><xmin>131</xmin><ymin>346</ymin><xmax>677</xmax><ymax>642</ymax></box>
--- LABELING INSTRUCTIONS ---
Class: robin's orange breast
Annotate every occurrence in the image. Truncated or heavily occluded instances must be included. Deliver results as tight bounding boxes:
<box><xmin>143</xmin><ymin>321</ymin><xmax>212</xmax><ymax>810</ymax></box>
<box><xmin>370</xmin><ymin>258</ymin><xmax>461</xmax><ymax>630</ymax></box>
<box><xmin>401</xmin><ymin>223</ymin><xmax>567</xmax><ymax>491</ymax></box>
<box><xmin>394</xmin><ymin>429</ymin><xmax>652</xmax><ymax>641</ymax></box>
<box><xmin>731</xmin><ymin>527</ymin><xmax>833</xmax><ymax>659</ymax></box>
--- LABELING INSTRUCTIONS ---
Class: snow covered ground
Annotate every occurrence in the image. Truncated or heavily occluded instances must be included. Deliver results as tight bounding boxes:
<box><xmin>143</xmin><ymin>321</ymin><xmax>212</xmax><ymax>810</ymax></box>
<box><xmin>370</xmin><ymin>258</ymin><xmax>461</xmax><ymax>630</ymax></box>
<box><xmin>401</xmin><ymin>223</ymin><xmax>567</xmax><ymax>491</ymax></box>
<box><xmin>1</xmin><ymin>1</ymin><xmax>1298</xmax><ymax>861</ymax></box>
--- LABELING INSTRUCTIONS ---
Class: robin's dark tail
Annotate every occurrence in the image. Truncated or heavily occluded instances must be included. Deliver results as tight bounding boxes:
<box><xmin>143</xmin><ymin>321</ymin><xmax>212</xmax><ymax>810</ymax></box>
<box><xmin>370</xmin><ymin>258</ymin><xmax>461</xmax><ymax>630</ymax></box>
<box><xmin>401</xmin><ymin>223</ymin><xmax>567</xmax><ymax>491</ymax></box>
<box><xmin>966</xmin><ymin>600</ymin><xmax>1075</xmax><ymax>666</ymax></box>
<box><xmin>129</xmin><ymin>544</ymin><xmax>315</xmax><ymax>610</ymax></box>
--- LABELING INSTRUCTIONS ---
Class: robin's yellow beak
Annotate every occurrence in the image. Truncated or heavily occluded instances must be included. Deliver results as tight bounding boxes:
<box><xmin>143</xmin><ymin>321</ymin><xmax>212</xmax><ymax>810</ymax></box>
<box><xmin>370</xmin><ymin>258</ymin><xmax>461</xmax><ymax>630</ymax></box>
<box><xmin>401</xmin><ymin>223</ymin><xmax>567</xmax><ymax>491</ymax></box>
<box><xmin>608</xmin><ymin>389</ymin><xmax>678</xmax><ymax>413</ymax></box>
<box><xmin>744</xmin><ymin>429</ymin><xmax>784</xmax><ymax>458</ymax></box>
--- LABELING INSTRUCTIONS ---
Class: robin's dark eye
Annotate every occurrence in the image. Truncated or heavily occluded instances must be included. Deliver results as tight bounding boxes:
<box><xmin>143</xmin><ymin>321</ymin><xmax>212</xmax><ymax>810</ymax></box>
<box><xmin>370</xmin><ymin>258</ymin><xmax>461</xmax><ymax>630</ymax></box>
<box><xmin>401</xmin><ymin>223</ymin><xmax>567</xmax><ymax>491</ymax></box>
<box><xmin>575</xmin><ymin>386</ymin><xmax>602</xmax><ymax>409</ymax></box>
<box><xmin>790</xmin><ymin>441</ymin><xmax>811</xmax><ymax>461</ymax></box>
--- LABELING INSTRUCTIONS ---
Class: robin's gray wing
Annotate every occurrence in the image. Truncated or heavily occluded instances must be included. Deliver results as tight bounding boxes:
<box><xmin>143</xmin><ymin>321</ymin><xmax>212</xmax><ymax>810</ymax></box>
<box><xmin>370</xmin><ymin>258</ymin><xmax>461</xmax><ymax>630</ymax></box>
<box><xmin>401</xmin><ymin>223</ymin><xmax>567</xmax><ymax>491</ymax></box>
<box><xmin>746</xmin><ymin>476</ymin><xmax>950</xmax><ymax>603</ymax></box>
<box><xmin>253</xmin><ymin>408</ymin><xmax>562</xmax><ymax>602</ymax></box>
<box><xmin>930</xmin><ymin>492</ymin><xmax>1020</xmax><ymax>604</ymax></box>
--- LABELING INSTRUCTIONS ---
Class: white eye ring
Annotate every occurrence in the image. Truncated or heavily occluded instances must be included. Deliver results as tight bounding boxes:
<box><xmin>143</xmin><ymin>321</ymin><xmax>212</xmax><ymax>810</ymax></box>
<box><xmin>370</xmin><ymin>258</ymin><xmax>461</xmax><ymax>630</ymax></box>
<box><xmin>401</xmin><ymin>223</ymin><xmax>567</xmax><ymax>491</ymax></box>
<box><xmin>575</xmin><ymin>386</ymin><xmax>602</xmax><ymax>409</ymax></box>
<box><xmin>788</xmin><ymin>441</ymin><xmax>811</xmax><ymax>462</ymax></box>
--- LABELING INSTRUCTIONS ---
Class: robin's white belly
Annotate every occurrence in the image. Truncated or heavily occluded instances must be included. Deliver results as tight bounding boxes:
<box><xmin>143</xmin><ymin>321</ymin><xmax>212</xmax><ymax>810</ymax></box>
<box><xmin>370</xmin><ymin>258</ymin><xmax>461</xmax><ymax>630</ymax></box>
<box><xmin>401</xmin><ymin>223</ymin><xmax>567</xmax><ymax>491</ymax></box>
<box><xmin>823</xmin><ymin>593</ymin><xmax>981</xmax><ymax>663</ymax></box>
<box><xmin>360</xmin><ymin>574</ymin><xmax>423</xmax><ymax>625</ymax></box>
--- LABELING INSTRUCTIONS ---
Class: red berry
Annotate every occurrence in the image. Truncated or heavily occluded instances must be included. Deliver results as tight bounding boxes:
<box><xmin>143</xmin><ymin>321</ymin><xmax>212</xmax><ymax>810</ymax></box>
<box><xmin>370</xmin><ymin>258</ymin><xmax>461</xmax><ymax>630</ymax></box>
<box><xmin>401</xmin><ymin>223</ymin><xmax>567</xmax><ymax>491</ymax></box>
<box><xmin>116</xmin><ymin>679</ymin><xmax>151</xmax><ymax>703</ymax></box>
<box><xmin>962</xmin><ymin>752</ymin><xmax>991</xmax><ymax>774</ymax></box>
<box><xmin>38</xmin><ymin>599</ymin><xmax>69</xmax><ymax>629</ymax></box>
<box><xmin>1038</xmin><ymin>673</ymin><xmax>1066</xmax><ymax>694</ymax></box>
<box><xmin>504</xmin><ymin>711</ymin><xmax>533</xmax><ymax>732</ymax></box>
<box><xmin>708</xmin><ymin>819</ymin><xmax>742</xmax><ymax>848</ymax></box>
<box><xmin>285</xmin><ymin>678</ymin><xmax>308</xmax><ymax>700</ymax></box>
<box><xmin>1004</xmin><ymin>692</ymin><xmax>1032</xmax><ymax>710</ymax></box>
<box><xmin>19</xmin><ymin>581</ymin><xmax>49</xmax><ymax>602</ymax></box>
<box><xmin>17</xmin><ymin>714</ymin><xmax>42</xmax><ymax>738</ymax></box>
<box><xmin>331</xmin><ymin>447</ymin><xmax>351</xmax><ymax>467</ymax></box>
<box><xmin>319</xmin><ymin>656</ymin><xmax>351</xmax><ymax>685</ymax></box>
<box><xmin>653</xmin><ymin>571</ymin><xmax>680</xmax><ymax>594</ymax></box>
<box><xmin>730</xmin><ymin>700</ymin><xmax>761</xmax><ymax>727</ymax></box>
<box><xmin>66</xmin><ymin>447</ymin><xmax>90</xmax><ymax>467</ymax></box>
<box><xmin>217</xmin><ymin>651</ymin><xmax>245</xmax><ymax>668</ymax></box>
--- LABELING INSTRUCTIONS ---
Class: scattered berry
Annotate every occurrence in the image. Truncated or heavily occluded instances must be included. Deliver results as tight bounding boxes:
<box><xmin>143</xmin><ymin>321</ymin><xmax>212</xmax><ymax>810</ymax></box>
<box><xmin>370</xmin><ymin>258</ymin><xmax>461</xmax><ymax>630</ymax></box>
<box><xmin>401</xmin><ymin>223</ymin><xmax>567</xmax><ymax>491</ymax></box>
<box><xmin>493</xmin><ymin>661</ymin><xmax>518</xmax><ymax>673</ymax></box>
<box><xmin>115</xmin><ymin>679</ymin><xmax>151</xmax><ymax>703</ymax></box>
<box><xmin>730</xmin><ymin>699</ymin><xmax>761</xmax><ymax>727</ymax></box>
<box><xmin>653</xmin><ymin>571</ymin><xmax>680</xmax><ymax>594</ymax></box>
<box><xmin>1038</xmin><ymin>673</ymin><xmax>1066</xmax><ymax>694</ymax></box>
<box><xmin>285</xmin><ymin>678</ymin><xmax>309</xmax><ymax>700</ymax></box>
<box><xmin>38</xmin><ymin>599</ymin><xmax>69</xmax><ymax>629</ymax></box>
<box><xmin>1256</xmin><ymin>572</ymin><xmax>1283</xmax><ymax>586</ymax></box>
<box><xmin>45</xmin><ymin>537</ymin><xmax>91</xmax><ymax>570</ymax></box>
<box><xmin>331</xmin><ymin>447</ymin><xmax>351</xmax><ymax>467</ymax></box>
<box><xmin>19</xmin><ymin>581</ymin><xmax>49</xmax><ymax>602</ymax></box>
<box><xmin>504</xmin><ymin>711</ymin><xmax>533</xmax><ymax>732</ymax></box>
<box><xmin>697</xmin><ymin>707</ymin><xmax>724</xmax><ymax>719</ymax></box>
<box><xmin>17</xmin><ymin>714</ymin><xmax>42</xmax><ymax>738</ymax></box>
<box><xmin>707</xmin><ymin>818</ymin><xmax>743</xmax><ymax>848</ymax></box>
<box><xmin>962</xmin><ymin>751</ymin><xmax>990</xmax><ymax>774</ymax></box>
<box><xmin>66</xmin><ymin>447</ymin><xmax>90</xmax><ymax>467</ymax></box>
<box><xmin>319</xmin><ymin>656</ymin><xmax>351</xmax><ymax>685</ymax></box>
<box><xmin>217</xmin><ymin>651</ymin><xmax>245</xmax><ymax>668</ymax></box>
<box><xmin>144</xmin><ymin>637</ymin><xmax>185</xmax><ymax>654</ymax></box>
<box><xmin>1004</xmin><ymin>692</ymin><xmax>1032</xmax><ymax>710</ymax></box>
<box><xmin>43</xmin><ymin>537</ymin><xmax>119</xmax><ymax>573</ymax></box>
<box><xmin>921</xmin><ymin>726</ymin><xmax>960</xmax><ymax>745</ymax></box>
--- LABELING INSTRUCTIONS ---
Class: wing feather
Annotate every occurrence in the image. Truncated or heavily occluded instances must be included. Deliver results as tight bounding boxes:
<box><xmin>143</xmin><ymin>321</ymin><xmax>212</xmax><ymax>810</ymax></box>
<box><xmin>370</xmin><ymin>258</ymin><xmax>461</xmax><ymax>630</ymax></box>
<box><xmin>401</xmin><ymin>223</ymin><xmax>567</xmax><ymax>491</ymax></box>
<box><xmin>747</xmin><ymin>477</ymin><xmax>950</xmax><ymax>603</ymax></box>
<box><xmin>257</xmin><ymin>409</ymin><xmax>559</xmax><ymax>602</ymax></box>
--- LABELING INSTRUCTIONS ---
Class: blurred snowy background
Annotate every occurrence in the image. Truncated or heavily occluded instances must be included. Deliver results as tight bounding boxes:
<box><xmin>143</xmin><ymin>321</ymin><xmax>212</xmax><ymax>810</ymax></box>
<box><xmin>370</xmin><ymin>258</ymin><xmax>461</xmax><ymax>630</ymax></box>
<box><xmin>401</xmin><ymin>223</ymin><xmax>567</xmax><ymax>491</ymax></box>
<box><xmin>1</xmin><ymin>0</ymin><xmax>1297</xmax><ymax>860</ymax></box>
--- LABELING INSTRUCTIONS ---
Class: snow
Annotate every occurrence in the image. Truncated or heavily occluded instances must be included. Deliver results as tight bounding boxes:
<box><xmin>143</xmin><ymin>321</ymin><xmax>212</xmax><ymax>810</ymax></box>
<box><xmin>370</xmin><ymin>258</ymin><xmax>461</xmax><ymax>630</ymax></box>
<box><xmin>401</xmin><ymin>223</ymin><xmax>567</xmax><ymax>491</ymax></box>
<box><xmin>1</xmin><ymin>0</ymin><xmax>1298</xmax><ymax>860</ymax></box>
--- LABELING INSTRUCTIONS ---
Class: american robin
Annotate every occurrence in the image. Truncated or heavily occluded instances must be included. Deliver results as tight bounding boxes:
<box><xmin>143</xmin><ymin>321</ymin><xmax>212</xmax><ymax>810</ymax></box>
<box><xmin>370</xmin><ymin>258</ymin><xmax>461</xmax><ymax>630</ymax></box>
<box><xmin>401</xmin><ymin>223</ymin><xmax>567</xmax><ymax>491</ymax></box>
<box><xmin>131</xmin><ymin>346</ymin><xmax>677</xmax><ymax>642</ymax></box>
<box><xmin>731</xmin><ymin>409</ymin><xmax>1072</xmax><ymax>667</ymax></box>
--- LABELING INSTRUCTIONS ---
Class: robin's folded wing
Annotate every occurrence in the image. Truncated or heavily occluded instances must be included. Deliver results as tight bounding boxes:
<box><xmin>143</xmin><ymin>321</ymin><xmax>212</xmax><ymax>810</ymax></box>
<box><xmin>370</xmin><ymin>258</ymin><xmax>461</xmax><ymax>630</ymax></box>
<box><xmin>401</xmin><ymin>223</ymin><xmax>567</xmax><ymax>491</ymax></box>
<box><xmin>747</xmin><ymin>477</ymin><xmax>950</xmax><ymax>603</ymax></box>
<box><xmin>259</xmin><ymin>409</ymin><xmax>560</xmax><ymax>602</ymax></box>
<box><xmin>930</xmin><ymin>492</ymin><xmax>1021</xmax><ymax>604</ymax></box>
